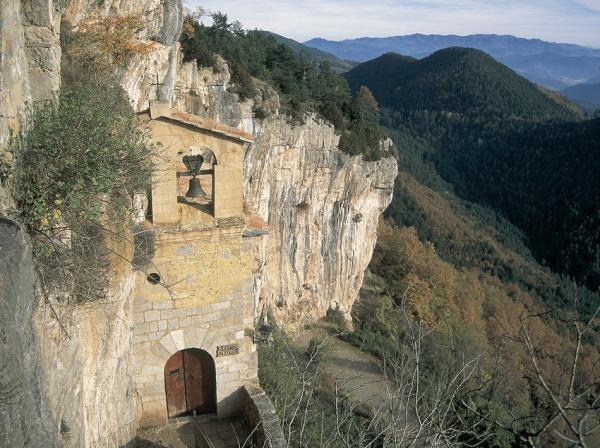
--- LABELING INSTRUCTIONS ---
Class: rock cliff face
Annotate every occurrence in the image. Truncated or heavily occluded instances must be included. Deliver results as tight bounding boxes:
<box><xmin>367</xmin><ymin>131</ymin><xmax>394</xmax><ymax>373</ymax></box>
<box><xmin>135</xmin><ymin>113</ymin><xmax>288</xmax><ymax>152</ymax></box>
<box><xmin>0</xmin><ymin>0</ymin><xmax>61</xmax><ymax>147</ymax></box>
<box><xmin>0</xmin><ymin>219</ymin><xmax>60</xmax><ymax>448</ymax></box>
<box><xmin>0</xmin><ymin>217</ymin><xmax>139</xmax><ymax>448</ymax></box>
<box><xmin>245</xmin><ymin>122</ymin><xmax>397</xmax><ymax>322</ymax></box>
<box><xmin>0</xmin><ymin>0</ymin><xmax>61</xmax><ymax>212</ymax></box>
<box><xmin>0</xmin><ymin>0</ymin><xmax>397</xmax><ymax>445</ymax></box>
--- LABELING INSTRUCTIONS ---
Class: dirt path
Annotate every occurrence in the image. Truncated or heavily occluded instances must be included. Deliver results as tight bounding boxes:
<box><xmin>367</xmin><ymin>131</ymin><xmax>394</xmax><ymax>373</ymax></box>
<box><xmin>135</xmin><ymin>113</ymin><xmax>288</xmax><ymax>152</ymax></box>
<box><xmin>323</xmin><ymin>336</ymin><xmax>389</xmax><ymax>411</ymax></box>
<box><xmin>301</xmin><ymin>321</ymin><xmax>389</xmax><ymax>416</ymax></box>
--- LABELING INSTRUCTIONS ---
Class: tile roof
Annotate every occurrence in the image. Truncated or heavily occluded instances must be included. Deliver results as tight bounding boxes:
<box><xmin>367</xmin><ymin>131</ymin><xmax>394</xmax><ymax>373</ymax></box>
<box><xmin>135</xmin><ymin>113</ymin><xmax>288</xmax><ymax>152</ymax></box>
<box><xmin>149</xmin><ymin>103</ymin><xmax>254</xmax><ymax>143</ymax></box>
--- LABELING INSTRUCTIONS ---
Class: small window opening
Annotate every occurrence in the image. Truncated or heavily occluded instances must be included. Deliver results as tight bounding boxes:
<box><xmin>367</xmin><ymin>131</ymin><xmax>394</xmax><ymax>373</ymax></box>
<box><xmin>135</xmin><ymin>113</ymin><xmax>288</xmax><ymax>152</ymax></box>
<box><xmin>147</xmin><ymin>272</ymin><xmax>161</xmax><ymax>285</ymax></box>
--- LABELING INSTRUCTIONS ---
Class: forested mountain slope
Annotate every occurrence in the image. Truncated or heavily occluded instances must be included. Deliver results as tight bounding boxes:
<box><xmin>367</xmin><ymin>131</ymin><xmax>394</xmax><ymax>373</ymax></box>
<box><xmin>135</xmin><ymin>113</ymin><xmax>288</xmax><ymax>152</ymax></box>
<box><xmin>261</xmin><ymin>31</ymin><xmax>357</xmax><ymax>73</ymax></box>
<box><xmin>345</xmin><ymin>50</ymin><xmax>600</xmax><ymax>294</ymax></box>
<box><xmin>344</xmin><ymin>49</ymin><xmax>580</xmax><ymax>120</ymax></box>
<box><xmin>343</xmin><ymin>48</ymin><xmax>600</xmax><ymax>446</ymax></box>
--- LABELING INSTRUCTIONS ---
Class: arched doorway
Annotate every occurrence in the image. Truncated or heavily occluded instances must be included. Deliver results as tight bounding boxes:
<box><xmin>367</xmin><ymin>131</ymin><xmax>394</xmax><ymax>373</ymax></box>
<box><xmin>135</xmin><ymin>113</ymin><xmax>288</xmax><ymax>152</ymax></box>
<box><xmin>164</xmin><ymin>348</ymin><xmax>217</xmax><ymax>418</ymax></box>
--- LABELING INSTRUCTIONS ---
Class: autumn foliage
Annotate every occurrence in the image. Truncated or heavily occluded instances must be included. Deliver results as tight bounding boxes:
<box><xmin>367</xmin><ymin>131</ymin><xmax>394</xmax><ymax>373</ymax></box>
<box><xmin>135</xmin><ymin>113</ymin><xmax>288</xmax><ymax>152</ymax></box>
<box><xmin>63</xmin><ymin>15</ymin><xmax>155</xmax><ymax>84</ymax></box>
<box><xmin>365</xmin><ymin>218</ymin><xmax>600</xmax><ymax>446</ymax></box>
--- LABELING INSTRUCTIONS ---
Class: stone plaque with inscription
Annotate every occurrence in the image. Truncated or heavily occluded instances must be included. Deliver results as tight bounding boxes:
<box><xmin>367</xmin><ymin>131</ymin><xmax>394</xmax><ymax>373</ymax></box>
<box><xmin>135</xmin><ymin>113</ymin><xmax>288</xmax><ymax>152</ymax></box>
<box><xmin>216</xmin><ymin>344</ymin><xmax>239</xmax><ymax>357</ymax></box>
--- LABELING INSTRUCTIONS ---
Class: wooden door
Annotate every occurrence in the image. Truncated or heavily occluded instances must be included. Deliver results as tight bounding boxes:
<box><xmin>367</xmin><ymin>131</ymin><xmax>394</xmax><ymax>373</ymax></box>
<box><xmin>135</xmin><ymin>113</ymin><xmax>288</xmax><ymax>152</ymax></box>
<box><xmin>165</xmin><ymin>349</ymin><xmax>216</xmax><ymax>418</ymax></box>
<box><xmin>165</xmin><ymin>351</ymin><xmax>186</xmax><ymax>418</ymax></box>
<box><xmin>183</xmin><ymin>350</ymin><xmax>204</xmax><ymax>412</ymax></box>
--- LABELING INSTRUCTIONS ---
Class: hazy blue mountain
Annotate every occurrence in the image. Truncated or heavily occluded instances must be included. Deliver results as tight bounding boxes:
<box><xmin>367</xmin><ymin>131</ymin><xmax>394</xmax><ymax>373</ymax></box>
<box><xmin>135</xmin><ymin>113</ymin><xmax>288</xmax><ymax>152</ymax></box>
<box><xmin>305</xmin><ymin>34</ymin><xmax>600</xmax><ymax>89</ymax></box>
<box><xmin>259</xmin><ymin>31</ymin><xmax>357</xmax><ymax>73</ymax></box>
<box><xmin>561</xmin><ymin>82</ymin><xmax>600</xmax><ymax>111</ymax></box>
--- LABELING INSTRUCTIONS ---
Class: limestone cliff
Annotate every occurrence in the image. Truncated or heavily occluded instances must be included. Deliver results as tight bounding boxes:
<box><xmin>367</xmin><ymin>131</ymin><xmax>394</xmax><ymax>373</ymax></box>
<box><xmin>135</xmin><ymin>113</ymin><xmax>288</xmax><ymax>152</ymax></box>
<box><xmin>246</xmin><ymin>123</ymin><xmax>397</xmax><ymax>323</ymax></box>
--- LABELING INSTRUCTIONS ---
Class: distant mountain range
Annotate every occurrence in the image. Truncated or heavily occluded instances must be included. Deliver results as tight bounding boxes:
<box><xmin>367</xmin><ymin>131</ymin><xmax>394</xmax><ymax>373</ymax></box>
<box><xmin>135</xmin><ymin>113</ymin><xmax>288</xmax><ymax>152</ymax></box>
<box><xmin>561</xmin><ymin>82</ymin><xmax>600</xmax><ymax>111</ymax></box>
<box><xmin>305</xmin><ymin>34</ymin><xmax>600</xmax><ymax>91</ymax></box>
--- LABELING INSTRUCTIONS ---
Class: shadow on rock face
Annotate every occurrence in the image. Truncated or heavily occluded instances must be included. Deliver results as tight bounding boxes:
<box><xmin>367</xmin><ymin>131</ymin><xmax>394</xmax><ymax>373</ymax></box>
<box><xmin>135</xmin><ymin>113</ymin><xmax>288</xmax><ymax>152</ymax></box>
<box><xmin>122</xmin><ymin>436</ymin><xmax>169</xmax><ymax>448</ymax></box>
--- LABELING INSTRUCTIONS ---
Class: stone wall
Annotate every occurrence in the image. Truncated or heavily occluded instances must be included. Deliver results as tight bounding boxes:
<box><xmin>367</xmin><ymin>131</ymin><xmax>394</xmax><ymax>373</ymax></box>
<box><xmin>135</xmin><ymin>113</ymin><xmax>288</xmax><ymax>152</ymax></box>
<box><xmin>241</xmin><ymin>384</ymin><xmax>286</xmax><ymax>448</ymax></box>
<box><xmin>143</xmin><ymin>104</ymin><xmax>250</xmax><ymax>225</ymax></box>
<box><xmin>132</xmin><ymin>226</ymin><xmax>258</xmax><ymax>426</ymax></box>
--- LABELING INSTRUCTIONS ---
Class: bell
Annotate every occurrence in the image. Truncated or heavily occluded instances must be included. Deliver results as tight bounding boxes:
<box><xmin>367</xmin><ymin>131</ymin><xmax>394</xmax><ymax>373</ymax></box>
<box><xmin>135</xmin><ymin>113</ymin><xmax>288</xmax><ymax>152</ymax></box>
<box><xmin>185</xmin><ymin>177</ymin><xmax>206</xmax><ymax>198</ymax></box>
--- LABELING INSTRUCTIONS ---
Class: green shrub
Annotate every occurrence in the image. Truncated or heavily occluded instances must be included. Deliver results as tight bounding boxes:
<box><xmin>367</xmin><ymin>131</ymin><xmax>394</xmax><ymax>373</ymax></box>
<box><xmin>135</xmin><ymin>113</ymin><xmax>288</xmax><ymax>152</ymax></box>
<box><xmin>10</xmin><ymin>80</ymin><xmax>154</xmax><ymax>301</ymax></box>
<box><xmin>12</xmin><ymin>82</ymin><xmax>152</xmax><ymax>229</ymax></box>
<box><xmin>228</xmin><ymin>61</ymin><xmax>257</xmax><ymax>99</ymax></box>
<box><xmin>324</xmin><ymin>307</ymin><xmax>347</xmax><ymax>331</ymax></box>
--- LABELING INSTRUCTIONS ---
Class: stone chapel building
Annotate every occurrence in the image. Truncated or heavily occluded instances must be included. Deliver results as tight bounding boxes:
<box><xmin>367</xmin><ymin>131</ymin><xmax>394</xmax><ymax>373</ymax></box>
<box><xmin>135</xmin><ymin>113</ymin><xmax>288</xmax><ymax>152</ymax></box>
<box><xmin>131</xmin><ymin>102</ymin><xmax>260</xmax><ymax>427</ymax></box>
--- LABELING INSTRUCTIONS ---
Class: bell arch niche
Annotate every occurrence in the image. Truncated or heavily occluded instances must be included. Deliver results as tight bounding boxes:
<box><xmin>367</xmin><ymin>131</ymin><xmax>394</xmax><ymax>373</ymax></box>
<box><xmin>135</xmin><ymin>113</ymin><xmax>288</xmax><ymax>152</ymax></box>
<box><xmin>164</xmin><ymin>348</ymin><xmax>217</xmax><ymax>418</ymax></box>
<box><xmin>176</xmin><ymin>146</ymin><xmax>217</xmax><ymax>213</ymax></box>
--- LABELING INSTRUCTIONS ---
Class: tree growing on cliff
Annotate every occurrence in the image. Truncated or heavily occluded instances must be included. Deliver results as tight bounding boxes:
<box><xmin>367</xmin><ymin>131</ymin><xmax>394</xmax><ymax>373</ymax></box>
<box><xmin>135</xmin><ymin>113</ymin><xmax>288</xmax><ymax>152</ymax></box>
<box><xmin>62</xmin><ymin>14</ymin><xmax>155</xmax><ymax>85</ymax></box>
<box><xmin>354</xmin><ymin>86</ymin><xmax>380</xmax><ymax>125</ymax></box>
<box><xmin>339</xmin><ymin>86</ymin><xmax>386</xmax><ymax>160</ymax></box>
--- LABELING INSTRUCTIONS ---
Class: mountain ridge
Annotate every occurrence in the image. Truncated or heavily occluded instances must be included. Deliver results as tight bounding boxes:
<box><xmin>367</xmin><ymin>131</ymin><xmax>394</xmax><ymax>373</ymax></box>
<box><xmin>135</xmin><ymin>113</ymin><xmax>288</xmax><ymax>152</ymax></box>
<box><xmin>345</xmin><ymin>47</ymin><xmax>600</xmax><ymax>292</ymax></box>
<box><xmin>561</xmin><ymin>82</ymin><xmax>600</xmax><ymax>111</ymax></box>
<box><xmin>344</xmin><ymin>48</ymin><xmax>581</xmax><ymax>120</ymax></box>
<box><xmin>305</xmin><ymin>33</ymin><xmax>600</xmax><ymax>89</ymax></box>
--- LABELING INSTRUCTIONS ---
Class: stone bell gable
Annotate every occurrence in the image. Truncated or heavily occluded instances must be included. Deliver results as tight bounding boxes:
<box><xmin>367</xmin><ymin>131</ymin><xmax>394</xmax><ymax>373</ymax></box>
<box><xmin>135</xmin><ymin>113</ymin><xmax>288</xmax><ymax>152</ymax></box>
<box><xmin>132</xmin><ymin>103</ymin><xmax>259</xmax><ymax>427</ymax></box>
<box><xmin>144</xmin><ymin>101</ymin><xmax>253</xmax><ymax>224</ymax></box>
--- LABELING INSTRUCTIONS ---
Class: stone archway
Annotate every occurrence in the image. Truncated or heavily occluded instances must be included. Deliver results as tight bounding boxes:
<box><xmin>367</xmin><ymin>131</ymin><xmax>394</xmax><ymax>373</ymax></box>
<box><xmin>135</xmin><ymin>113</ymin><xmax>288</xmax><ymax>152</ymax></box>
<box><xmin>164</xmin><ymin>348</ymin><xmax>217</xmax><ymax>418</ymax></box>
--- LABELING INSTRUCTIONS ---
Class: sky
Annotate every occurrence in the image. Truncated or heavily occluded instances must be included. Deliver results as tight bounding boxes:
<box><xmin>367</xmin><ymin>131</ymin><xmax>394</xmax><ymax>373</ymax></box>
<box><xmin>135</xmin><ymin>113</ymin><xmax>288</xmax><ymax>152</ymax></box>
<box><xmin>185</xmin><ymin>0</ymin><xmax>600</xmax><ymax>47</ymax></box>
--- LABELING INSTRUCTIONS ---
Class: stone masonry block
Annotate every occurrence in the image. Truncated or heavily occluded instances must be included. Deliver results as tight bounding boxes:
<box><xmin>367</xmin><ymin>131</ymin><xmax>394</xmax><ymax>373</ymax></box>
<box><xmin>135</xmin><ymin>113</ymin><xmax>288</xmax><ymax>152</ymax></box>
<box><xmin>141</xmin><ymin>393</ymin><xmax>162</xmax><ymax>404</ymax></box>
<box><xmin>149</xmin><ymin>331</ymin><xmax>166</xmax><ymax>341</ymax></box>
<box><xmin>178</xmin><ymin>318</ymin><xmax>193</xmax><ymax>328</ymax></box>
<box><xmin>160</xmin><ymin>309</ymin><xmax>177</xmax><ymax>320</ymax></box>
<box><xmin>171</xmin><ymin>329</ymin><xmax>185</xmax><ymax>350</ymax></box>
<box><xmin>175</xmin><ymin>245</ymin><xmax>194</xmax><ymax>256</ymax></box>
<box><xmin>135</xmin><ymin>322</ymin><xmax>158</xmax><ymax>335</ymax></box>
<box><xmin>159</xmin><ymin>333</ymin><xmax>178</xmax><ymax>355</ymax></box>
<box><xmin>212</xmin><ymin>301</ymin><xmax>231</xmax><ymax>311</ymax></box>
<box><xmin>141</xmin><ymin>381</ymin><xmax>166</xmax><ymax>397</ymax></box>
<box><xmin>145</xmin><ymin>310</ymin><xmax>160</xmax><ymax>322</ymax></box>
<box><xmin>202</xmin><ymin>312</ymin><xmax>221</xmax><ymax>322</ymax></box>
<box><xmin>179</xmin><ymin>307</ymin><xmax>199</xmax><ymax>318</ymax></box>
<box><xmin>153</xmin><ymin>300</ymin><xmax>173</xmax><ymax>310</ymax></box>
<box><xmin>227</xmin><ymin>362</ymin><xmax>247</xmax><ymax>373</ymax></box>
<box><xmin>133</xmin><ymin>334</ymin><xmax>149</xmax><ymax>344</ymax></box>
<box><xmin>133</xmin><ymin>301</ymin><xmax>152</xmax><ymax>313</ymax></box>
<box><xmin>168</xmin><ymin>318</ymin><xmax>179</xmax><ymax>330</ymax></box>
